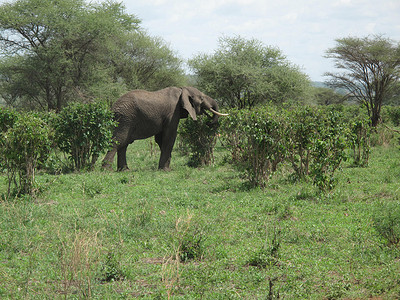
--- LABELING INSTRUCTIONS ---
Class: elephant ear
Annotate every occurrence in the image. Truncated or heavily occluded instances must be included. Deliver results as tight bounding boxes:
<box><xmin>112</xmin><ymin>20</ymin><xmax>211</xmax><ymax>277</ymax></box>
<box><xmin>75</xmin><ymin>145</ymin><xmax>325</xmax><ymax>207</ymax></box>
<box><xmin>180</xmin><ymin>88</ymin><xmax>197</xmax><ymax>120</ymax></box>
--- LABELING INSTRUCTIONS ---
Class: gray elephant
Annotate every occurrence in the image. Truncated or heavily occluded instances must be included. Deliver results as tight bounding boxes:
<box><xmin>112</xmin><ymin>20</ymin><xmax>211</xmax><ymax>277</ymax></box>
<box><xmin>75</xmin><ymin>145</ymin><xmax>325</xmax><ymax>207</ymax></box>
<box><xmin>102</xmin><ymin>87</ymin><xmax>227</xmax><ymax>171</ymax></box>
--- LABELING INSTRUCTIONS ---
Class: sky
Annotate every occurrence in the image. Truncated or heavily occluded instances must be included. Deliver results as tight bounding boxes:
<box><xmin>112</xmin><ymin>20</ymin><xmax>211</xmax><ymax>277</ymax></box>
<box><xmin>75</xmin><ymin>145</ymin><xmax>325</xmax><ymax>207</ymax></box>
<box><xmin>125</xmin><ymin>0</ymin><xmax>400</xmax><ymax>81</ymax></box>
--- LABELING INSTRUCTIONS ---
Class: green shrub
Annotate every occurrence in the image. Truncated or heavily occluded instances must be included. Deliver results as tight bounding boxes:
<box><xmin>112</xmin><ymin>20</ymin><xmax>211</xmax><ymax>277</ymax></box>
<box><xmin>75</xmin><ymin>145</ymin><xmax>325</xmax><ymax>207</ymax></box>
<box><xmin>0</xmin><ymin>107</ymin><xmax>18</xmax><ymax>133</ymax></box>
<box><xmin>99</xmin><ymin>251</ymin><xmax>125</xmax><ymax>282</ymax></box>
<box><xmin>247</xmin><ymin>227</ymin><xmax>281</xmax><ymax>268</ymax></box>
<box><xmin>285</xmin><ymin>106</ymin><xmax>322</xmax><ymax>179</ymax></box>
<box><xmin>178</xmin><ymin>115</ymin><xmax>219</xmax><ymax>167</ymax></box>
<box><xmin>243</xmin><ymin>109</ymin><xmax>287</xmax><ymax>187</ymax></box>
<box><xmin>221</xmin><ymin>105</ymin><xmax>348</xmax><ymax>190</ymax></box>
<box><xmin>347</xmin><ymin>114</ymin><xmax>371</xmax><ymax>167</ymax></box>
<box><xmin>53</xmin><ymin>102</ymin><xmax>116</xmax><ymax>170</ymax></box>
<box><xmin>373</xmin><ymin>202</ymin><xmax>400</xmax><ymax>247</ymax></box>
<box><xmin>0</xmin><ymin>107</ymin><xmax>19</xmax><ymax>173</ymax></box>
<box><xmin>221</xmin><ymin>107</ymin><xmax>287</xmax><ymax>188</ymax></box>
<box><xmin>179</xmin><ymin>230</ymin><xmax>204</xmax><ymax>262</ymax></box>
<box><xmin>0</xmin><ymin>112</ymin><xmax>52</xmax><ymax>198</ymax></box>
<box><xmin>284</xmin><ymin>107</ymin><xmax>349</xmax><ymax>191</ymax></box>
<box><xmin>308</xmin><ymin>109</ymin><xmax>348</xmax><ymax>191</ymax></box>
<box><xmin>382</xmin><ymin>105</ymin><xmax>400</xmax><ymax>126</ymax></box>
<box><xmin>219</xmin><ymin>108</ymin><xmax>248</xmax><ymax>163</ymax></box>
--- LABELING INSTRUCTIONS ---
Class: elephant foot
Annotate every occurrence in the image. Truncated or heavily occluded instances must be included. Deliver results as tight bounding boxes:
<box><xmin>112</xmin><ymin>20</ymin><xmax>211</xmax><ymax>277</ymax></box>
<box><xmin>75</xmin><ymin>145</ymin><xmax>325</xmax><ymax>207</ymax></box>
<box><xmin>101</xmin><ymin>161</ymin><xmax>113</xmax><ymax>171</ymax></box>
<box><xmin>117</xmin><ymin>165</ymin><xmax>130</xmax><ymax>172</ymax></box>
<box><xmin>159</xmin><ymin>166</ymin><xmax>171</xmax><ymax>171</ymax></box>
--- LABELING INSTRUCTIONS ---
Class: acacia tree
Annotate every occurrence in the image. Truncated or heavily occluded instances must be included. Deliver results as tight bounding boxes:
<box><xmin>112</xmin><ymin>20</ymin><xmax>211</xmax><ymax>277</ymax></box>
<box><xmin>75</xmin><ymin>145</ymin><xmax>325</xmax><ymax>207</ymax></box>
<box><xmin>325</xmin><ymin>35</ymin><xmax>400</xmax><ymax>127</ymax></box>
<box><xmin>112</xmin><ymin>31</ymin><xmax>187</xmax><ymax>92</ymax></box>
<box><xmin>0</xmin><ymin>0</ymin><xmax>186</xmax><ymax>111</ymax></box>
<box><xmin>0</xmin><ymin>0</ymin><xmax>140</xmax><ymax>111</ymax></box>
<box><xmin>189</xmin><ymin>36</ymin><xmax>311</xmax><ymax>109</ymax></box>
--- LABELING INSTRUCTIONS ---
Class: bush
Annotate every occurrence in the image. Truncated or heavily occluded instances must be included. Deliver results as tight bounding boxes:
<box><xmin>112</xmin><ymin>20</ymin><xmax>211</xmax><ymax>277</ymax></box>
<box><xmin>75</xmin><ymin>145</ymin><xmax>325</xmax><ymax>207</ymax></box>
<box><xmin>247</xmin><ymin>227</ymin><xmax>281</xmax><ymax>268</ymax></box>
<box><xmin>0</xmin><ymin>112</ymin><xmax>52</xmax><ymax>198</ymax></box>
<box><xmin>285</xmin><ymin>106</ymin><xmax>322</xmax><ymax>179</ymax></box>
<box><xmin>220</xmin><ymin>105</ymin><xmax>349</xmax><ymax>191</ymax></box>
<box><xmin>219</xmin><ymin>108</ymin><xmax>248</xmax><ymax>163</ymax></box>
<box><xmin>381</xmin><ymin>106</ymin><xmax>400</xmax><ymax>126</ymax></box>
<box><xmin>179</xmin><ymin>230</ymin><xmax>204</xmax><ymax>262</ymax></box>
<box><xmin>309</xmin><ymin>109</ymin><xmax>348</xmax><ymax>191</ymax></box>
<box><xmin>243</xmin><ymin>109</ymin><xmax>287</xmax><ymax>187</ymax></box>
<box><xmin>0</xmin><ymin>107</ymin><xmax>19</xmax><ymax>173</ymax></box>
<box><xmin>373</xmin><ymin>202</ymin><xmax>400</xmax><ymax>247</ymax></box>
<box><xmin>0</xmin><ymin>107</ymin><xmax>18</xmax><ymax>133</ymax></box>
<box><xmin>178</xmin><ymin>115</ymin><xmax>219</xmax><ymax>167</ymax></box>
<box><xmin>221</xmin><ymin>107</ymin><xmax>287</xmax><ymax>188</ymax></box>
<box><xmin>346</xmin><ymin>114</ymin><xmax>371</xmax><ymax>166</ymax></box>
<box><xmin>53</xmin><ymin>102</ymin><xmax>116</xmax><ymax>170</ymax></box>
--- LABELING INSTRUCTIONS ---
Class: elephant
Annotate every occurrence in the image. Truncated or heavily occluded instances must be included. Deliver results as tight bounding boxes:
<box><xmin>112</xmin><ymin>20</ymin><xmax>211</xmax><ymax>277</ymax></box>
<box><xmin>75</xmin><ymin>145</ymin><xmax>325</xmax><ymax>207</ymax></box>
<box><xmin>102</xmin><ymin>87</ymin><xmax>227</xmax><ymax>171</ymax></box>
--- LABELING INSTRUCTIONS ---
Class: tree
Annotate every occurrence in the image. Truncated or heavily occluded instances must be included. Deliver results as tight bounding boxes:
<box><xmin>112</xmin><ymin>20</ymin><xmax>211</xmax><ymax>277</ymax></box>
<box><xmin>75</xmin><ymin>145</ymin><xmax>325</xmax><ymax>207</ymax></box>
<box><xmin>313</xmin><ymin>87</ymin><xmax>345</xmax><ymax>105</ymax></box>
<box><xmin>0</xmin><ymin>0</ymin><xmax>140</xmax><ymax>111</ymax></box>
<box><xmin>112</xmin><ymin>31</ymin><xmax>187</xmax><ymax>92</ymax></box>
<box><xmin>188</xmin><ymin>35</ymin><xmax>311</xmax><ymax>109</ymax></box>
<box><xmin>325</xmin><ymin>35</ymin><xmax>400</xmax><ymax>127</ymax></box>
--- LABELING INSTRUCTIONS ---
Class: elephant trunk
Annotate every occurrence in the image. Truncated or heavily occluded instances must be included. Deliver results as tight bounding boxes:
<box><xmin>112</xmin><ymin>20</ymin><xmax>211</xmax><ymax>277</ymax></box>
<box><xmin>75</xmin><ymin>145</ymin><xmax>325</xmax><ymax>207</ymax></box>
<box><xmin>202</xmin><ymin>96</ymin><xmax>228</xmax><ymax>124</ymax></box>
<box><xmin>207</xmin><ymin>102</ymin><xmax>219</xmax><ymax>125</ymax></box>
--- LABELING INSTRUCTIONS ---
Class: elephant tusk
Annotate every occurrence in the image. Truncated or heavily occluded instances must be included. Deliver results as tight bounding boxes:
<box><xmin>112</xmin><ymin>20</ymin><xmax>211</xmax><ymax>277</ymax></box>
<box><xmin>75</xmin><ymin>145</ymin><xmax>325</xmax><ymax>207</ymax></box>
<box><xmin>209</xmin><ymin>108</ymin><xmax>229</xmax><ymax>116</ymax></box>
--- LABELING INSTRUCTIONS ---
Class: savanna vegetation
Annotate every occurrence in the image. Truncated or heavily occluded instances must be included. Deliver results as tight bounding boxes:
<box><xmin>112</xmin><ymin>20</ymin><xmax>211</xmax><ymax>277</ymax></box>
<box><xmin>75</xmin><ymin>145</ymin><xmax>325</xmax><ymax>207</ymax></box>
<box><xmin>1</xmin><ymin>0</ymin><xmax>400</xmax><ymax>299</ymax></box>
<box><xmin>1</xmin><ymin>106</ymin><xmax>400</xmax><ymax>298</ymax></box>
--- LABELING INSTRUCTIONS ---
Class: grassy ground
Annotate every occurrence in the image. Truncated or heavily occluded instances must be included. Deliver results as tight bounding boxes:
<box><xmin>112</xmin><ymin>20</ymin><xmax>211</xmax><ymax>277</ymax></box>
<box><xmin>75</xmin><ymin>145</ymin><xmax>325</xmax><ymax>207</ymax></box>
<box><xmin>1</xmin><ymin>139</ymin><xmax>400</xmax><ymax>299</ymax></box>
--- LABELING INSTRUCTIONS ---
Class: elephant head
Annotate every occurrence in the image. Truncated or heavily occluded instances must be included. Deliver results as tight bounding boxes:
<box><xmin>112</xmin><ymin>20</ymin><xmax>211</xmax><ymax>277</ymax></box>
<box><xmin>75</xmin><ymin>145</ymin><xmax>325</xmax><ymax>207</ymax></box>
<box><xmin>180</xmin><ymin>87</ymin><xmax>228</xmax><ymax>125</ymax></box>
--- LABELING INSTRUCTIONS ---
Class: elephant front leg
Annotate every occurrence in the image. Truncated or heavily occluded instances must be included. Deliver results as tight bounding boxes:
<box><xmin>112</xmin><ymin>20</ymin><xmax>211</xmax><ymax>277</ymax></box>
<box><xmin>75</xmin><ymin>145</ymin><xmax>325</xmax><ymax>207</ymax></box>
<box><xmin>156</xmin><ymin>132</ymin><xmax>174</xmax><ymax>171</ymax></box>
<box><xmin>117</xmin><ymin>144</ymin><xmax>129</xmax><ymax>171</ymax></box>
<box><xmin>158</xmin><ymin>155</ymin><xmax>171</xmax><ymax>171</ymax></box>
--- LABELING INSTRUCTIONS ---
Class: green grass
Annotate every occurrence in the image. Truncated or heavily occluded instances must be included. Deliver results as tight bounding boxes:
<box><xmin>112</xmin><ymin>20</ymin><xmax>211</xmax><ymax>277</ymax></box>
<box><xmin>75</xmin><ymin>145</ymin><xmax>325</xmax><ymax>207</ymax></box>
<box><xmin>1</xmin><ymin>139</ymin><xmax>400</xmax><ymax>299</ymax></box>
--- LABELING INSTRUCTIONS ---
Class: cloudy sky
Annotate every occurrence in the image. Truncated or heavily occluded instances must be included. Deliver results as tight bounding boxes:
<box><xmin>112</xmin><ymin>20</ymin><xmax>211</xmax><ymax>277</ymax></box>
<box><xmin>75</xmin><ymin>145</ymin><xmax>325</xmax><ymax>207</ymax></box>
<box><xmin>126</xmin><ymin>0</ymin><xmax>400</xmax><ymax>81</ymax></box>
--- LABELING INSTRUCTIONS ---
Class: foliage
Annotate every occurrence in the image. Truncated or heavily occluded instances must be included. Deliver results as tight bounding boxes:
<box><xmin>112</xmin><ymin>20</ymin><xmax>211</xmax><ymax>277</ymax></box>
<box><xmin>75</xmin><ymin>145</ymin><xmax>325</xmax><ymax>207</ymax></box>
<box><xmin>53</xmin><ymin>101</ymin><xmax>116</xmax><ymax>170</ymax></box>
<box><xmin>178</xmin><ymin>115</ymin><xmax>219</xmax><ymax>167</ymax></box>
<box><xmin>381</xmin><ymin>105</ymin><xmax>400</xmax><ymax>126</ymax></box>
<box><xmin>347</xmin><ymin>114</ymin><xmax>371</xmax><ymax>166</ymax></box>
<box><xmin>0</xmin><ymin>140</ymin><xmax>400</xmax><ymax>298</ymax></box>
<box><xmin>308</xmin><ymin>109</ymin><xmax>348</xmax><ymax>191</ymax></box>
<box><xmin>99</xmin><ymin>251</ymin><xmax>125</xmax><ymax>282</ymax></box>
<box><xmin>247</xmin><ymin>227</ymin><xmax>281</xmax><ymax>269</ymax></box>
<box><xmin>220</xmin><ymin>107</ymin><xmax>286</xmax><ymax>187</ymax></box>
<box><xmin>189</xmin><ymin>35</ymin><xmax>311</xmax><ymax>109</ymax></box>
<box><xmin>285</xmin><ymin>106</ymin><xmax>322</xmax><ymax>179</ymax></box>
<box><xmin>312</xmin><ymin>87</ymin><xmax>345</xmax><ymax>105</ymax></box>
<box><xmin>242</xmin><ymin>109</ymin><xmax>287</xmax><ymax>187</ymax></box>
<box><xmin>113</xmin><ymin>31</ymin><xmax>187</xmax><ymax>92</ymax></box>
<box><xmin>0</xmin><ymin>106</ymin><xmax>18</xmax><ymax>133</ymax></box>
<box><xmin>0</xmin><ymin>107</ymin><xmax>18</xmax><ymax>173</ymax></box>
<box><xmin>220</xmin><ymin>105</ymin><xmax>349</xmax><ymax>191</ymax></box>
<box><xmin>0</xmin><ymin>0</ymin><xmax>186</xmax><ymax>111</ymax></box>
<box><xmin>285</xmin><ymin>107</ymin><xmax>349</xmax><ymax>191</ymax></box>
<box><xmin>325</xmin><ymin>35</ymin><xmax>400</xmax><ymax>127</ymax></box>
<box><xmin>0</xmin><ymin>112</ymin><xmax>52</xmax><ymax>198</ymax></box>
<box><xmin>0</xmin><ymin>0</ymin><xmax>139</xmax><ymax>111</ymax></box>
<box><xmin>373</xmin><ymin>202</ymin><xmax>400</xmax><ymax>247</ymax></box>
